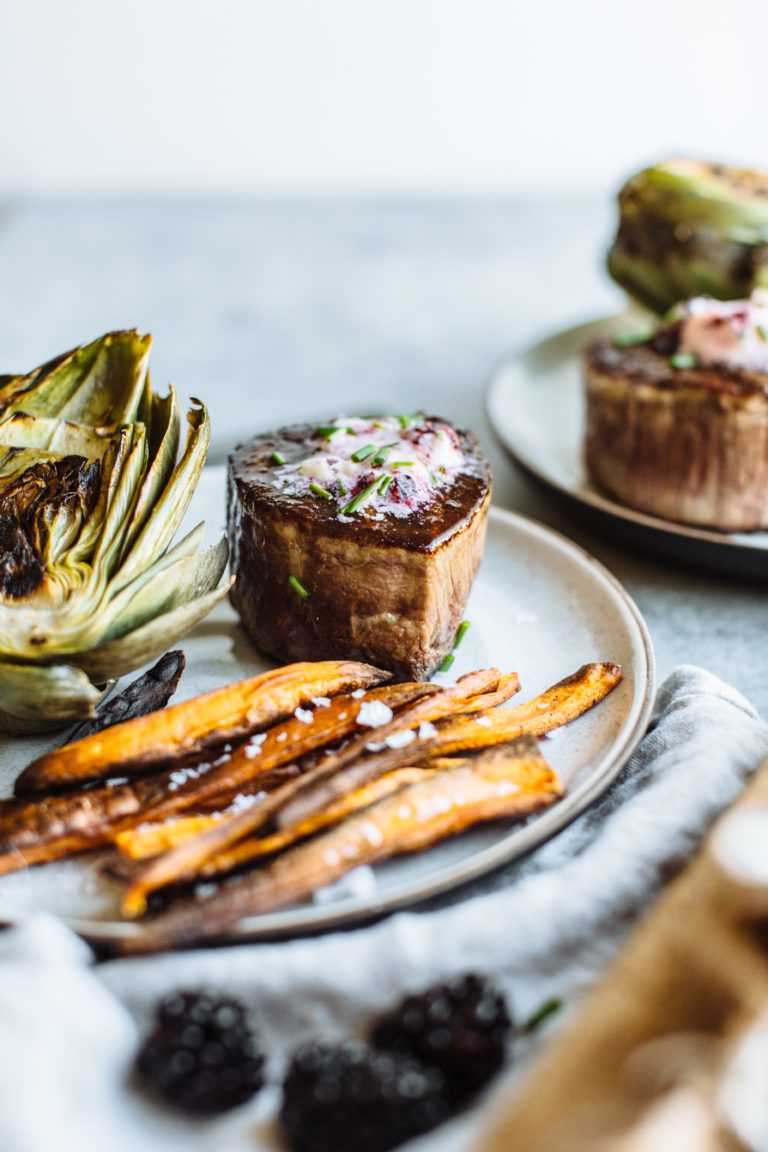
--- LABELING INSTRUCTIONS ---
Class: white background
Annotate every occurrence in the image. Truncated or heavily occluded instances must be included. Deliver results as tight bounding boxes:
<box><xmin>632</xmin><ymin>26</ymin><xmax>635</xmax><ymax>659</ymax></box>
<box><xmin>1</xmin><ymin>0</ymin><xmax>766</xmax><ymax>196</ymax></box>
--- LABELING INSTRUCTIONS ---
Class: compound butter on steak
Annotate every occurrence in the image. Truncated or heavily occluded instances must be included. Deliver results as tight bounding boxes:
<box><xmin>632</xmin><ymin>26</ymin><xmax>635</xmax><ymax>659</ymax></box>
<box><xmin>227</xmin><ymin>414</ymin><xmax>492</xmax><ymax>679</ymax></box>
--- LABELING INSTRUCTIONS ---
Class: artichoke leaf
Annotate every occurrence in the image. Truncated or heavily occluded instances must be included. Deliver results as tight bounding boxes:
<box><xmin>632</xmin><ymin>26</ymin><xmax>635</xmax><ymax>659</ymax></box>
<box><xmin>0</xmin><ymin>413</ymin><xmax>114</xmax><ymax>458</ymax></box>
<box><xmin>55</xmin><ymin>331</ymin><xmax>152</xmax><ymax>428</ymax></box>
<box><xmin>0</xmin><ymin>660</ymin><xmax>105</xmax><ymax>733</ymax></box>
<box><xmin>0</xmin><ymin>337</ymin><xmax>101</xmax><ymax>418</ymax></box>
<box><xmin>114</xmin><ymin>400</ymin><xmax>209</xmax><ymax>590</ymax></box>
<box><xmin>92</xmin><ymin>424</ymin><xmax>148</xmax><ymax>577</ymax></box>
<box><xmin>75</xmin><ymin>579</ymin><xmax>233</xmax><ymax>682</ymax></box>
<box><xmin>98</xmin><ymin>535</ymin><xmax>229</xmax><ymax>644</ymax></box>
<box><xmin>118</xmin><ymin>386</ymin><xmax>180</xmax><ymax>561</ymax></box>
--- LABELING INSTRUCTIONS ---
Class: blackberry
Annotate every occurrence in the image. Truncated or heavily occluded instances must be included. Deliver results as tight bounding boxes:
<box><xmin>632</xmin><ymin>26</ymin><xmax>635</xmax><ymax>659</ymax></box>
<box><xmin>135</xmin><ymin>989</ymin><xmax>265</xmax><ymax>1114</ymax></box>
<box><xmin>370</xmin><ymin>973</ymin><xmax>511</xmax><ymax>1102</ymax></box>
<box><xmin>280</xmin><ymin>1041</ymin><xmax>450</xmax><ymax>1152</ymax></box>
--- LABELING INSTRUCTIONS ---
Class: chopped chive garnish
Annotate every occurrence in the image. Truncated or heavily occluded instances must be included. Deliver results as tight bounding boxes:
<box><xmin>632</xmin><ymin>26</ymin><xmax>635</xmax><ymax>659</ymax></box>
<box><xmin>438</xmin><ymin>653</ymin><xmax>455</xmax><ymax>673</ymax></box>
<box><xmin>758</xmin><ymin>324</ymin><xmax>768</xmax><ymax>343</ymax></box>
<box><xmin>309</xmin><ymin>482</ymin><xmax>333</xmax><ymax>500</ymax></box>
<box><xmin>397</xmin><ymin>414</ymin><xmax>419</xmax><ymax>429</ymax></box>
<box><xmin>669</xmin><ymin>352</ymin><xmax>698</xmax><ymax>369</ymax></box>
<box><xmin>371</xmin><ymin>442</ymin><xmax>399</xmax><ymax>467</ymax></box>
<box><xmin>612</xmin><ymin>330</ymin><xmax>652</xmax><ymax>349</ymax></box>
<box><xmin>337</xmin><ymin>478</ymin><xmax>347</xmax><ymax>497</ymax></box>
<box><xmin>288</xmin><ymin>574</ymin><xmax>310</xmax><ymax>599</ymax></box>
<box><xmin>351</xmin><ymin>444</ymin><xmax>377</xmax><ymax>463</ymax></box>
<box><xmin>271</xmin><ymin>450</ymin><xmax>286</xmax><ymax>465</ymax></box>
<box><xmin>454</xmin><ymin>620</ymin><xmax>471</xmax><ymax>648</ymax></box>
<box><xmin>391</xmin><ymin>461</ymin><xmax>416</xmax><ymax>468</ymax></box>
<box><xmin>340</xmin><ymin>478</ymin><xmax>381</xmax><ymax>515</ymax></box>
<box><xmin>314</xmin><ymin>425</ymin><xmax>352</xmax><ymax>440</ymax></box>
<box><xmin>520</xmin><ymin>997</ymin><xmax>563</xmax><ymax>1034</ymax></box>
<box><xmin>429</xmin><ymin>471</ymin><xmax>441</xmax><ymax>486</ymax></box>
<box><xmin>378</xmin><ymin>474</ymin><xmax>393</xmax><ymax>495</ymax></box>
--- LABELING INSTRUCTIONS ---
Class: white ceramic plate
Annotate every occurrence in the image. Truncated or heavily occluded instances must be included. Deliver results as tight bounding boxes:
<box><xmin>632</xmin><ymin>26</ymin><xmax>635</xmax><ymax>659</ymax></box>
<box><xmin>487</xmin><ymin>315</ymin><xmax>768</xmax><ymax>578</ymax></box>
<box><xmin>0</xmin><ymin>466</ymin><xmax>655</xmax><ymax>947</ymax></box>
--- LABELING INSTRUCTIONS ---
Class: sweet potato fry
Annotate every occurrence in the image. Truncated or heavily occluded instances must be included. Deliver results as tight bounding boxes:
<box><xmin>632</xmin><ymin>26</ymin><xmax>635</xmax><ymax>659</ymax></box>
<box><xmin>119</xmin><ymin>667</ymin><xmax>510</xmax><ymax>916</ymax></box>
<box><xmin>0</xmin><ymin>762</ymin><xmax>303</xmax><ymax>877</ymax></box>
<box><xmin>135</xmin><ymin>681</ymin><xmax>440</xmax><ymax>825</ymax></box>
<box><xmin>0</xmin><ymin>775</ymin><xmax>164</xmax><ymax>875</ymax></box>
<box><xmin>115</xmin><ymin>813</ymin><xmax>232</xmax><ymax>861</ymax></box>
<box><xmin>117</xmin><ymin>767</ymin><xmax>431</xmax><ymax>865</ymax></box>
<box><xmin>15</xmin><ymin>659</ymin><xmax>389</xmax><ymax>796</ymax></box>
<box><xmin>277</xmin><ymin>662</ymin><xmax>621</xmax><ymax>828</ymax></box>
<box><xmin>428</xmin><ymin>662</ymin><xmax>624</xmax><ymax>754</ymax></box>
<box><xmin>115</xmin><ymin>738</ymin><xmax>562</xmax><ymax>953</ymax></box>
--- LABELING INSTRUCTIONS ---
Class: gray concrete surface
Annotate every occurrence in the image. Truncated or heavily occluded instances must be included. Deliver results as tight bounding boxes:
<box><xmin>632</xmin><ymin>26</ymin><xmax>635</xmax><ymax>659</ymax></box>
<box><xmin>0</xmin><ymin>198</ymin><xmax>765</xmax><ymax>715</ymax></box>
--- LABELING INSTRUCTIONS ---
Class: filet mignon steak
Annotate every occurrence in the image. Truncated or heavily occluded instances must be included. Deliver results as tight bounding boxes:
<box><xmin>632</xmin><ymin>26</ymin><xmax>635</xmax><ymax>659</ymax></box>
<box><xmin>584</xmin><ymin>337</ymin><xmax>768</xmax><ymax>531</ymax></box>
<box><xmin>228</xmin><ymin>415</ymin><xmax>491</xmax><ymax>679</ymax></box>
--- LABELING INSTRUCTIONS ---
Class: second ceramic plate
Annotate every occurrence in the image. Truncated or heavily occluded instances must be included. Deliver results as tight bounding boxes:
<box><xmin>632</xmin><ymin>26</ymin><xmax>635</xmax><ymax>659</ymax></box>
<box><xmin>487</xmin><ymin>315</ymin><xmax>768</xmax><ymax>578</ymax></box>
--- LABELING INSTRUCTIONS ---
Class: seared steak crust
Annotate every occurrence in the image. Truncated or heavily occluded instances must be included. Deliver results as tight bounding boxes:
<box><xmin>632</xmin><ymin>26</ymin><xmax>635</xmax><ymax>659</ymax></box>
<box><xmin>584</xmin><ymin>339</ymin><xmax>768</xmax><ymax>530</ymax></box>
<box><xmin>228</xmin><ymin>420</ymin><xmax>491</xmax><ymax>679</ymax></box>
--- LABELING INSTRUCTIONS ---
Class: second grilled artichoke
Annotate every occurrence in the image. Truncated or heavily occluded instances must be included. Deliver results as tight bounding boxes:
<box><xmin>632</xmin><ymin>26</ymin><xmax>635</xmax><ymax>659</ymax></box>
<box><xmin>607</xmin><ymin>159</ymin><xmax>768</xmax><ymax>314</ymax></box>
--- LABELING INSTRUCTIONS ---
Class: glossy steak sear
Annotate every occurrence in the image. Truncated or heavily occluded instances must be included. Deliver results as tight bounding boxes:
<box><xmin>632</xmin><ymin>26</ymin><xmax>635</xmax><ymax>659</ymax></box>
<box><xmin>228</xmin><ymin>416</ymin><xmax>491</xmax><ymax>679</ymax></box>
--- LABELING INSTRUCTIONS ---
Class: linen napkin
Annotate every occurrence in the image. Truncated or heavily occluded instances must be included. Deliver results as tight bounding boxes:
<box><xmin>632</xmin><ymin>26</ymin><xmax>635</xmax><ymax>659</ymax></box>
<box><xmin>2</xmin><ymin>665</ymin><xmax>768</xmax><ymax>1152</ymax></box>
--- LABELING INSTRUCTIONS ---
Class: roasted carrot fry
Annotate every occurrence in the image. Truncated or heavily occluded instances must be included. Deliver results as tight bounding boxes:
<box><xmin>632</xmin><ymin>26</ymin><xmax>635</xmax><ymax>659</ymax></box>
<box><xmin>277</xmin><ymin>662</ymin><xmax>621</xmax><ymax>828</ymax></box>
<box><xmin>119</xmin><ymin>667</ymin><xmax>508</xmax><ymax>916</ymax></box>
<box><xmin>115</xmin><ymin>739</ymin><xmax>562</xmax><ymax>953</ymax></box>
<box><xmin>136</xmin><ymin>681</ymin><xmax>439</xmax><ymax>825</ymax></box>
<box><xmin>15</xmin><ymin>660</ymin><xmax>389</xmax><ymax>796</ymax></box>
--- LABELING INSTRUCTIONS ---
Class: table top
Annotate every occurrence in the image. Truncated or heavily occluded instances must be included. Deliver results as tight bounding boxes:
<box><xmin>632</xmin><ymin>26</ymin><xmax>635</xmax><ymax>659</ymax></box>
<box><xmin>0</xmin><ymin>196</ymin><xmax>764</xmax><ymax>717</ymax></box>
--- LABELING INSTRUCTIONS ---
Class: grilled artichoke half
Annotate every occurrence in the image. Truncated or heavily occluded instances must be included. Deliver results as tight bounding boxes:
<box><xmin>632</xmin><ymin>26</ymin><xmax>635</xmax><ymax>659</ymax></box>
<box><xmin>607</xmin><ymin>159</ymin><xmax>768</xmax><ymax>315</ymax></box>
<box><xmin>0</xmin><ymin>330</ymin><xmax>229</xmax><ymax>733</ymax></box>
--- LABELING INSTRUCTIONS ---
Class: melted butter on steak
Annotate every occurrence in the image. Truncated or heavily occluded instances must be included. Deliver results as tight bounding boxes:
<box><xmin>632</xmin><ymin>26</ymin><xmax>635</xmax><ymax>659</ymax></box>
<box><xmin>271</xmin><ymin>415</ymin><xmax>474</xmax><ymax>521</ymax></box>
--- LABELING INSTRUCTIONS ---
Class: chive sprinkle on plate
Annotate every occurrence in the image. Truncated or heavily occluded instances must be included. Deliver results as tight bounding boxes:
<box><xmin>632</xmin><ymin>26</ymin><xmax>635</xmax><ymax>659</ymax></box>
<box><xmin>438</xmin><ymin>653</ymin><xmax>455</xmax><ymax>673</ymax></box>
<box><xmin>271</xmin><ymin>450</ymin><xmax>286</xmax><ymax>465</ymax></box>
<box><xmin>309</xmin><ymin>482</ymin><xmax>333</xmax><ymax>500</ymax></box>
<box><xmin>520</xmin><ymin>996</ymin><xmax>563</xmax><ymax>1034</ymax></box>
<box><xmin>454</xmin><ymin>619</ymin><xmax>471</xmax><ymax>648</ymax></box>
